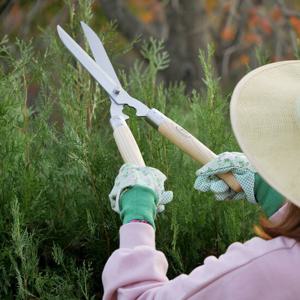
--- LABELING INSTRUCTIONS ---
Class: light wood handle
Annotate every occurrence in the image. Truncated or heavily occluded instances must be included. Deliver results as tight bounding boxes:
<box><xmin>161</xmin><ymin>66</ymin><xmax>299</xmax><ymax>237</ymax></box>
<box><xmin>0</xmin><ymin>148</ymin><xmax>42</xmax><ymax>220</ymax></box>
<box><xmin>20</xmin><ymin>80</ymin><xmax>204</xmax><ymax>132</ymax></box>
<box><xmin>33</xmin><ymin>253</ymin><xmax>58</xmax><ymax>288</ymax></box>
<box><xmin>158</xmin><ymin>117</ymin><xmax>242</xmax><ymax>192</ymax></box>
<box><xmin>113</xmin><ymin>121</ymin><xmax>145</xmax><ymax>167</ymax></box>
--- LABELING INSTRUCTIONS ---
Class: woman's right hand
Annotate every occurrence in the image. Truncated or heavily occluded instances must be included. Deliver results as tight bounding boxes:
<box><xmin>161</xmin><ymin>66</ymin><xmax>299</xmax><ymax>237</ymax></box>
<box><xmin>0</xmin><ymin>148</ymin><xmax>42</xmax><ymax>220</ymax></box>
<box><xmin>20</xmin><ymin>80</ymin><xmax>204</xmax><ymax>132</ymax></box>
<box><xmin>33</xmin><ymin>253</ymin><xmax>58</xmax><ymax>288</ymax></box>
<box><xmin>194</xmin><ymin>152</ymin><xmax>257</xmax><ymax>203</ymax></box>
<box><xmin>109</xmin><ymin>163</ymin><xmax>173</xmax><ymax>214</ymax></box>
<box><xmin>109</xmin><ymin>164</ymin><xmax>173</xmax><ymax>228</ymax></box>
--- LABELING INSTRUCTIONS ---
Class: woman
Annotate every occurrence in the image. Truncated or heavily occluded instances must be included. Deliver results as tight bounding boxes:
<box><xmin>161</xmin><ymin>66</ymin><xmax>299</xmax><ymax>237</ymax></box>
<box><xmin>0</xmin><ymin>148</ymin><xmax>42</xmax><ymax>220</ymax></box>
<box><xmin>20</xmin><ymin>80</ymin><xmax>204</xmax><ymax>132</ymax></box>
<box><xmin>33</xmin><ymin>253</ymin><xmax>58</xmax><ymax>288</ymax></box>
<box><xmin>102</xmin><ymin>61</ymin><xmax>300</xmax><ymax>299</ymax></box>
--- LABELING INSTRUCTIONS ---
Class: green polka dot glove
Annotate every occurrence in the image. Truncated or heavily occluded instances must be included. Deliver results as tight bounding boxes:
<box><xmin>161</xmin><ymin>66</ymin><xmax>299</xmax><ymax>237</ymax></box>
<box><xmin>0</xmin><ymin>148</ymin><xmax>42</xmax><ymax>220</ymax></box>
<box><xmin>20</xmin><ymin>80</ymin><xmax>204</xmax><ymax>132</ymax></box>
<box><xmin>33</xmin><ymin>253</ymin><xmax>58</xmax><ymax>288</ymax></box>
<box><xmin>109</xmin><ymin>163</ymin><xmax>173</xmax><ymax>214</ymax></box>
<box><xmin>194</xmin><ymin>152</ymin><xmax>256</xmax><ymax>203</ymax></box>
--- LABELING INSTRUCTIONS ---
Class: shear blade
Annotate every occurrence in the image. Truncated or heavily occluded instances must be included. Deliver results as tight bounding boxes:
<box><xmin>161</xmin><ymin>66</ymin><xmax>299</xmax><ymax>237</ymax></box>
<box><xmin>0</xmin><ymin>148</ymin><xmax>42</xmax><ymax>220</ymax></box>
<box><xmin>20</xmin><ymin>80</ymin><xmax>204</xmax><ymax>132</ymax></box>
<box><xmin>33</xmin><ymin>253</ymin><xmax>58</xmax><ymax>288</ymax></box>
<box><xmin>57</xmin><ymin>25</ymin><xmax>149</xmax><ymax>117</ymax></box>
<box><xmin>57</xmin><ymin>26</ymin><xmax>120</xmax><ymax>98</ymax></box>
<box><xmin>80</xmin><ymin>22</ymin><xmax>128</xmax><ymax>120</ymax></box>
<box><xmin>80</xmin><ymin>21</ymin><xmax>121</xmax><ymax>86</ymax></box>
<box><xmin>79</xmin><ymin>22</ymin><xmax>150</xmax><ymax>117</ymax></box>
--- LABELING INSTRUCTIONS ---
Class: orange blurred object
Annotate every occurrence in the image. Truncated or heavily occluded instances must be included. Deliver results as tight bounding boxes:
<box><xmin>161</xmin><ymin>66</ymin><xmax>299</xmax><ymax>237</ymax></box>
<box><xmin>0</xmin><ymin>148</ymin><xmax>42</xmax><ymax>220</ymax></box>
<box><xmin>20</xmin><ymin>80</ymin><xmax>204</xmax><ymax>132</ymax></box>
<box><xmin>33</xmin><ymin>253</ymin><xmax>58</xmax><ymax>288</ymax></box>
<box><xmin>239</xmin><ymin>54</ymin><xmax>250</xmax><ymax>65</ymax></box>
<box><xmin>205</xmin><ymin>0</ymin><xmax>218</xmax><ymax>14</ymax></box>
<box><xmin>249</xmin><ymin>14</ymin><xmax>261</xmax><ymax>27</ymax></box>
<box><xmin>244</xmin><ymin>33</ymin><xmax>262</xmax><ymax>44</ymax></box>
<box><xmin>259</xmin><ymin>19</ymin><xmax>272</xmax><ymax>35</ymax></box>
<box><xmin>290</xmin><ymin>16</ymin><xmax>300</xmax><ymax>37</ymax></box>
<box><xmin>271</xmin><ymin>6</ymin><xmax>283</xmax><ymax>21</ymax></box>
<box><xmin>221</xmin><ymin>26</ymin><xmax>236</xmax><ymax>41</ymax></box>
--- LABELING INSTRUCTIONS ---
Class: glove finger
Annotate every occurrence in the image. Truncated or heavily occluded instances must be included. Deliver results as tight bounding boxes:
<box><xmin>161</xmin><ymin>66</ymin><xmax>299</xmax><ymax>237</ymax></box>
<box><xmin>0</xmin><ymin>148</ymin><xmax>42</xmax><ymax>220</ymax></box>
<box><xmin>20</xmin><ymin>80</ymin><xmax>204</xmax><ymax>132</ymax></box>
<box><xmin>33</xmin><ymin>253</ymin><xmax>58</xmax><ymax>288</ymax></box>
<box><xmin>215</xmin><ymin>191</ymin><xmax>245</xmax><ymax>201</ymax></box>
<box><xmin>219</xmin><ymin>189</ymin><xmax>241</xmax><ymax>201</ymax></box>
<box><xmin>119</xmin><ymin>162</ymin><xmax>135</xmax><ymax>172</ymax></box>
<box><xmin>159</xmin><ymin>191</ymin><xmax>173</xmax><ymax>205</ymax></box>
<box><xmin>196</xmin><ymin>153</ymin><xmax>235</xmax><ymax>177</ymax></box>
<box><xmin>147</xmin><ymin>166</ymin><xmax>167</xmax><ymax>182</ymax></box>
<box><xmin>157</xmin><ymin>204</ymin><xmax>165</xmax><ymax>213</ymax></box>
<box><xmin>196</xmin><ymin>164</ymin><xmax>217</xmax><ymax>177</ymax></box>
<box><xmin>210</xmin><ymin>180</ymin><xmax>230</xmax><ymax>193</ymax></box>
<box><xmin>108</xmin><ymin>190</ymin><xmax>118</xmax><ymax>211</ymax></box>
<box><xmin>232</xmin><ymin>191</ymin><xmax>247</xmax><ymax>201</ymax></box>
<box><xmin>194</xmin><ymin>176</ymin><xmax>215</xmax><ymax>191</ymax></box>
<box><xmin>214</xmin><ymin>192</ymin><xmax>231</xmax><ymax>201</ymax></box>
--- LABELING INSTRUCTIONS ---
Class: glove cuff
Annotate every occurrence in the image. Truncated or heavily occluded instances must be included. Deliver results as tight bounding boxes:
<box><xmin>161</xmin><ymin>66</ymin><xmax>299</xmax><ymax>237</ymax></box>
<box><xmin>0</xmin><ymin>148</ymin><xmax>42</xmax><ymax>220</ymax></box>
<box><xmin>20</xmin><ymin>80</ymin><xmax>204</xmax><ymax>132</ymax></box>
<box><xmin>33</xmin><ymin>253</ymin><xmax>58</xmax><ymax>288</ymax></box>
<box><xmin>120</xmin><ymin>185</ymin><xmax>158</xmax><ymax>229</ymax></box>
<box><xmin>254</xmin><ymin>173</ymin><xmax>285</xmax><ymax>217</ymax></box>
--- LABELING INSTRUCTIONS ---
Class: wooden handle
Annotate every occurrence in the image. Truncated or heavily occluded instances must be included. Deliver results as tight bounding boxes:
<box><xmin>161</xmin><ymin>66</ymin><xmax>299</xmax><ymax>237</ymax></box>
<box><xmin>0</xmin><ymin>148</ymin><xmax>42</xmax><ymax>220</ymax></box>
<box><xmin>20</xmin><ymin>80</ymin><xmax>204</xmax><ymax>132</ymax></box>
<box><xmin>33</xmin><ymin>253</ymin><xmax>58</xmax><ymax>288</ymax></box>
<box><xmin>158</xmin><ymin>117</ymin><xmax>242</xmax><ymax>192</ymax></box>
<box><xmin>113</xmin><ymin>120</ymin><xmax>145</xmax><ymax>166</ymax></box>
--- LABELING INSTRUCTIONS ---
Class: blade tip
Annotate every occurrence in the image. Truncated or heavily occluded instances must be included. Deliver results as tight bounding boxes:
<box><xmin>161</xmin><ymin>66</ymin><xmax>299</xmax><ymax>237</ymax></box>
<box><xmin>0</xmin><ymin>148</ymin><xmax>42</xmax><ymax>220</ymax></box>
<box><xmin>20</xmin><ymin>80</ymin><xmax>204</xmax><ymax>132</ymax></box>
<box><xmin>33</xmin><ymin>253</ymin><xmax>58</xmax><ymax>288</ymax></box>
<box><xmin>57</xmin><ymin>25</ymin><xmax>63</xmax><ymax>34</ymax></box>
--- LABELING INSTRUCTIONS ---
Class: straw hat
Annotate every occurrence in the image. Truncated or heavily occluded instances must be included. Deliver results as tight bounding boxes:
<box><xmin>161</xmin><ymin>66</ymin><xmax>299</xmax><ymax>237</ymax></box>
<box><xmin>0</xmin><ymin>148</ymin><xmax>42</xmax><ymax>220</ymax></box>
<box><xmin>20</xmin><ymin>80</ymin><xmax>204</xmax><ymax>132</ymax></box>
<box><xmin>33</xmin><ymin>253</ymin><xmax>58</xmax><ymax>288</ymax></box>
<box><xmin>230</xmin><ymin>60</ymin><xmax>300</xmax><ymax>207</ymax></box>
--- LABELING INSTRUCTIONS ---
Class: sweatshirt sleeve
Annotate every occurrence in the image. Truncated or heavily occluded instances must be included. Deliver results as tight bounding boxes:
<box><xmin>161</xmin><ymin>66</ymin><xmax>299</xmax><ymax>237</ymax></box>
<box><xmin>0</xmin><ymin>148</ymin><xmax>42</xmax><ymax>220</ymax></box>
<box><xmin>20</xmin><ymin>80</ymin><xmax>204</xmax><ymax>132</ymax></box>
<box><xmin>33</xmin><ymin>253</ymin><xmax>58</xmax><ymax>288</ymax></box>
<box><xmin>101</xmin><ymin>215</ymin><xmax>294</xmax><ymax>300</ymax></box>
<box><xmin>102</xmin><ymin>223</ymin><xmax>169</xmax><ymax>300</ymax></box>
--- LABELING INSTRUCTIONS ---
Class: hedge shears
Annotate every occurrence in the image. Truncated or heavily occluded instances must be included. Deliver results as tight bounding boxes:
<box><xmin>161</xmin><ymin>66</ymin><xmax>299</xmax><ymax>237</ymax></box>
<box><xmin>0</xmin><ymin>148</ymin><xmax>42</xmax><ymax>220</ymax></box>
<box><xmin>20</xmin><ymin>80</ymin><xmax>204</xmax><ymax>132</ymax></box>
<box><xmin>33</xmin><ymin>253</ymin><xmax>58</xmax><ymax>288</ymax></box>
<box><xmin>57</xmin><ymin>22</ymin><xmax>241</xmax><ymax>192</ymax></box>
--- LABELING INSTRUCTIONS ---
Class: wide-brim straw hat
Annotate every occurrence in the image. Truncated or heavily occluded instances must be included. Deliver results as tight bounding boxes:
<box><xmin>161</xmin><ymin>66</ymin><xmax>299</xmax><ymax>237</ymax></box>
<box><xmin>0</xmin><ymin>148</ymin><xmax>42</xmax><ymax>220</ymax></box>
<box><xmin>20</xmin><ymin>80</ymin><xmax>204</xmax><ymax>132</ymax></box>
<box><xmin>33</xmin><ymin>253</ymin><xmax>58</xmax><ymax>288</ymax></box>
<box><xmin>230</xmin><ymin>60</ymin><xmax>300</xmax><ymax>207</ymax></box>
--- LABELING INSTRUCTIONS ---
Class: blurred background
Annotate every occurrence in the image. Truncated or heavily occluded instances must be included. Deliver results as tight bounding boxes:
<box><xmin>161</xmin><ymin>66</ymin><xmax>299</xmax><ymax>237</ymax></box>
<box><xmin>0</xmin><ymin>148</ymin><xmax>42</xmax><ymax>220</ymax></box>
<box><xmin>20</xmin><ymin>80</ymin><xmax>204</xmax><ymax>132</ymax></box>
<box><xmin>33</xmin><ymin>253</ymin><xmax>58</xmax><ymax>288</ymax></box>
<box><xmin>1</xmin><ymin>0</ymin><xmax>300</xmax><ymax>91</ymax></box>
<box><xmin>1</xmin><ymin>1</ymin><xmax>300</xmax><ymax>298</ymax></box>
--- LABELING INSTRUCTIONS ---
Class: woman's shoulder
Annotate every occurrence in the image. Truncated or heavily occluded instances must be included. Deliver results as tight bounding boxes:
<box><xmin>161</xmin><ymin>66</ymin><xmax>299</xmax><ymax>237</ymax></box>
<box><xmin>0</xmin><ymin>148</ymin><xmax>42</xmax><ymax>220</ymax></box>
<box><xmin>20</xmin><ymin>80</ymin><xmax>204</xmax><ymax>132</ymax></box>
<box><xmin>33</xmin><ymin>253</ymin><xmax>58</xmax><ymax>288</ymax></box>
<box><xmin>212</xmin><ymin>234</ymin><xmax>299</xmax><ymax>273</ymax></box>
<box><xmin>226</xmin><ymin>232</ymin><xmax>296</xmax><ymax>255</ymax></box>
<box><xmin>218</xmin><ymin>203</ymin><xmax>297</xmax><ymax>264</ymax></box>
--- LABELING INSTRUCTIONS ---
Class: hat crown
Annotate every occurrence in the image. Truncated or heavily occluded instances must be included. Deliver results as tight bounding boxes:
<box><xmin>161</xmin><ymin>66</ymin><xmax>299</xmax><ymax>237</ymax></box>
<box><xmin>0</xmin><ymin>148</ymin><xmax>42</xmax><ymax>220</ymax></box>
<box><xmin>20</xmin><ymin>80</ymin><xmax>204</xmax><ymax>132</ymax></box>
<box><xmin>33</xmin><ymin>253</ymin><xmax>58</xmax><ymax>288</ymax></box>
<box><xmin>230</xmin><ymin>60</ymin><xmax>300</xmax><ymax>207</ymax></box>
<box><xmin>297</xmin><ymin>97</ymin><xmax>300</xmax><ymax>129</ymax></box>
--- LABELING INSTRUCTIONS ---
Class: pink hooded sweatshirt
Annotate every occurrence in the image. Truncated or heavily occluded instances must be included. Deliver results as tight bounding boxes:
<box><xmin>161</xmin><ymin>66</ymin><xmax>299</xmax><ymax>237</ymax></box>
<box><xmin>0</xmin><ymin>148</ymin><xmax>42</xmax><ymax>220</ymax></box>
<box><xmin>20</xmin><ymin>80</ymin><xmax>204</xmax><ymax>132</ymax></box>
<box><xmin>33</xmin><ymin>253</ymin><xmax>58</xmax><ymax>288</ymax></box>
<box><xmin>102</xmin><ymin>204</ymin><xmax>300</xmax><ymax>299</ymax></box>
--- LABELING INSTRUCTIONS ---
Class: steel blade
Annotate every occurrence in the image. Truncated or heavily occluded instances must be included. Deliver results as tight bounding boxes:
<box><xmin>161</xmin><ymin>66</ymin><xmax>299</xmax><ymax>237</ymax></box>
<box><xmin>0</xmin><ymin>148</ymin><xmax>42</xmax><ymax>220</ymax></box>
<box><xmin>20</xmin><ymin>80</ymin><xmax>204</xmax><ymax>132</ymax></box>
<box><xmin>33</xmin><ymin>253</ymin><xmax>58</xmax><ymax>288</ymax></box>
<box><xmin>80</xmin><ymin>21</ymin><xmax>121</xmax><ymax>85</ymax></box>
<box><xmin>57</xmin><ymin>25</ymin><xmax>120</xmax><ymax>97</ymax></box>
<box><xmin>80</xmin><ymin>22</ymin><xmax>127</xmax><ymax>120</ymax></box>
<box><xmin>57</xmin><ymin>25</ymin><xmax>149</xmax><ymax>116</ymax></box>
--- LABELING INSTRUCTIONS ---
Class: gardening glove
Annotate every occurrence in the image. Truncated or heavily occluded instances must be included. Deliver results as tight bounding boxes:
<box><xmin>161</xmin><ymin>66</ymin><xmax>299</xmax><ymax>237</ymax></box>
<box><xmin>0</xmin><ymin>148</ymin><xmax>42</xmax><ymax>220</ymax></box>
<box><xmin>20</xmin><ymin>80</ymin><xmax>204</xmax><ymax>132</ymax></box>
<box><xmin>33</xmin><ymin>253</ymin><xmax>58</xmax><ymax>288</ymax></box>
<box><xmin>109</xmin><ymin>163</ymin><xmax>173</xmax><ymax>228</ymax></box>
<box><xmin>194</xmin><ymin>152</ymin><xmax>285</xmax><ymax>217</ymax></box>
<box><xmin>194</xmin><ymin>152</ymin><xmax>256</xmax><ymax>203</ymax></box>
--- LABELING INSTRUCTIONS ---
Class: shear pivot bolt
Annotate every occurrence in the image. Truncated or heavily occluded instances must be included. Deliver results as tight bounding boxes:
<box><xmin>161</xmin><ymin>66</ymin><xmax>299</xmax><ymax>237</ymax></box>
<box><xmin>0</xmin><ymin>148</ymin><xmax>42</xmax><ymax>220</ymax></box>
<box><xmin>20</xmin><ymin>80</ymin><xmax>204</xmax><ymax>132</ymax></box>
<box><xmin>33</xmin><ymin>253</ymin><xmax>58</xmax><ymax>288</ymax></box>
<box><xmin>113</xmin><ymin>89</ymin><xmax>120</xmax><ymax>95</ymax></box>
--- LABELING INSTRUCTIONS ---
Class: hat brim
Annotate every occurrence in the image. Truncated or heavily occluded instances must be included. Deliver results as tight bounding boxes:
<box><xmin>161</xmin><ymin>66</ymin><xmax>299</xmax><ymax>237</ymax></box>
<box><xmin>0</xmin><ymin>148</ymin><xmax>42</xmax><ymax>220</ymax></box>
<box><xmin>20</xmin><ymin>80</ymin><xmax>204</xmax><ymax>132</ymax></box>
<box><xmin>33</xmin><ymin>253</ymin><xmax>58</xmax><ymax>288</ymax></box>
<box><xmin>230</xmin><ymin>60</ymin><xmax>300</xmax><ymax>206</ymax></box>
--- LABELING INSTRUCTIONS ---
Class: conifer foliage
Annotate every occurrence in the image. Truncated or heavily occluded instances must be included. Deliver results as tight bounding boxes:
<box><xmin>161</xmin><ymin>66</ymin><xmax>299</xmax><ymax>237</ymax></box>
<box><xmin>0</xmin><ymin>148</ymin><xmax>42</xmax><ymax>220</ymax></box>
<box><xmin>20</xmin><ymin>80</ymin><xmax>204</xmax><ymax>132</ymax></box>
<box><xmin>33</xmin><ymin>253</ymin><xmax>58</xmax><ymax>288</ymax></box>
<box><xmin>0</xmin><ymin>2</ymin><xmax>262</xmax><ymax>298</ymax></box>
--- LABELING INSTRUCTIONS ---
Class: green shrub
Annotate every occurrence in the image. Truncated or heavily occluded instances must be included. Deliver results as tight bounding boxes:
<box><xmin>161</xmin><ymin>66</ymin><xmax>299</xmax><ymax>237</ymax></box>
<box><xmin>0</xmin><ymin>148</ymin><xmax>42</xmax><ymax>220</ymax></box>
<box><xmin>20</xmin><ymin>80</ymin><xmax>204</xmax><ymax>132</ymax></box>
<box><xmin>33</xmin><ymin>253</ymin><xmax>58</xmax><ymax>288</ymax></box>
<box><xmin>0</xmin><ymin>4</ymin><xmax>261</xmax><ymax>299</ymax></box>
